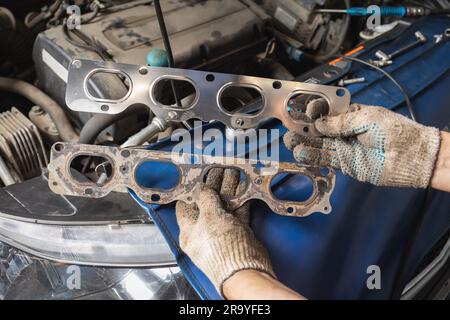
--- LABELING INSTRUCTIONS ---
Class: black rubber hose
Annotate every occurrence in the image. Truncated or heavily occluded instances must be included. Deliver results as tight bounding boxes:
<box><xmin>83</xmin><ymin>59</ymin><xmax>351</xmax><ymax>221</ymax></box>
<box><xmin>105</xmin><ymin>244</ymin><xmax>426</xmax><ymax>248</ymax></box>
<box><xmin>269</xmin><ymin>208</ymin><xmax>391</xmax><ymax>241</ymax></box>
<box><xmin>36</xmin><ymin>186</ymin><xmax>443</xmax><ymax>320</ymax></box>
<box><xmin>81</xmin><ymin>4</ymin><xmax>99</xmax><ymax>24</ymax></box>
<box><xmin>78</xmin><ymin>105</ymin><xmax>150</xmax><ymax>144</ymax></box>
<box><xmin>0</xmin><ymin>77</ymin><xmax>78</xmax><ymax>142</ymax></box>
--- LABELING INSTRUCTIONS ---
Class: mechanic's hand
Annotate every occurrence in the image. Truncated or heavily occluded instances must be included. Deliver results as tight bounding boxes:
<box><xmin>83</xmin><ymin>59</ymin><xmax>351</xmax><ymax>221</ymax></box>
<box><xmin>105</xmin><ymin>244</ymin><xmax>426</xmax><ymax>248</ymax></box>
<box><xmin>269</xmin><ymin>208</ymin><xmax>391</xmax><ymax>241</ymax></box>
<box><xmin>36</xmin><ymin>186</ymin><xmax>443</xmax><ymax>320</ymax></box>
<box><xmin>284</xmin><ymin>104</ymin><xmax>441</xmax><ymax>188</ymax></box>
<box><xmin>176</xmin><ymin>168</ymin><xmax>275</xmax><ymax>296</ymax></box>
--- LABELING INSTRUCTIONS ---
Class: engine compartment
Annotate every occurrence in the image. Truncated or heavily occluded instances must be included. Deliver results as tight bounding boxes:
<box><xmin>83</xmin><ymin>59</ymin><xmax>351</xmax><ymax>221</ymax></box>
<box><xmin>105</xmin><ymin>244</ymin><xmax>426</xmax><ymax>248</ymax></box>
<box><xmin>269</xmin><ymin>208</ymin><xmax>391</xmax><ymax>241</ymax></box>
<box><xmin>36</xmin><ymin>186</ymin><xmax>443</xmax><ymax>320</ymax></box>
<box><xmin>0</xmin><ymin>0</ymin><xmax>449</xmax><ymax>300</ymax></box>
<box><xmin>0</xmin><ymin>0</ymin><xmax>366</xmax><ymax>187</ymax></box>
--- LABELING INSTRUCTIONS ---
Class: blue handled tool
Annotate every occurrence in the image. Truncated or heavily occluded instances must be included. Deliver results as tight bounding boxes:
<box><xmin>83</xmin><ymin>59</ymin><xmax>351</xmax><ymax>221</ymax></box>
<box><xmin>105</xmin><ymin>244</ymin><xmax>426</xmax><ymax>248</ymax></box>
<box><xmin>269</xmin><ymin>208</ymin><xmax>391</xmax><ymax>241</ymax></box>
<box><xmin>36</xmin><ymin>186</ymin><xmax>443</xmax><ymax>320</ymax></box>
<box><xmin>316</xmin><ymin>6</ymin><xmax>449</xmax><ymax>17</ymax></box>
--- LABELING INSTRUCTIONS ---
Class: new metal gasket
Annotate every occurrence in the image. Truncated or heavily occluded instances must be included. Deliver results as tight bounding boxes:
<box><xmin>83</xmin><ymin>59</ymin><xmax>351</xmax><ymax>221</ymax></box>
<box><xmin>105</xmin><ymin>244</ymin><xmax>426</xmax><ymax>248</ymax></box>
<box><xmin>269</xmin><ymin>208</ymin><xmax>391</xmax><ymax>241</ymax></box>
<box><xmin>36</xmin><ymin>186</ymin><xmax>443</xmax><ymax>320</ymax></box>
<box><xmin>65</xmin><ymin>59</ymin><xmax>350</xmax><ymax>136</ymax></box>
<box><xmin>48</xmin><ymin>143</ymin><xmax>335</xmax><ymax>217</ymax></box>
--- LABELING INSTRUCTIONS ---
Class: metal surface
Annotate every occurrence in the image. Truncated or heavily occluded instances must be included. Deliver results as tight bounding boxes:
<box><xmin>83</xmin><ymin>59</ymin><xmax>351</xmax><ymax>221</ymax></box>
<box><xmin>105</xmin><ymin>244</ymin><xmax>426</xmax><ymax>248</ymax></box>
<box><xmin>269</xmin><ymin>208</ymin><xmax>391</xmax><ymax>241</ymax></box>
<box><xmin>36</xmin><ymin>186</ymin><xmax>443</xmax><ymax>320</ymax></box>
<box><xmin>65</xmin><ymin>59</ymin><xmax>350</xmax><ymax>136</ymax></box>
<box><xmin>262</xmin><ymin>0</ymin><xmax>331</xmax><ymax>51</ymax></box>
<box><xmin>338</xmin><ymin>77</ymin><xmax>366</xmax><ymax>86</ymax></box>
<box><xmin>388</xmin><ymin>31</ymin><xmax>427</xmax><ymax>58</ymax></box>
<box><xmin>121</xmin><ymin>117</ymin><xmax>167</xmax><ymax>148</ymax></box>
<box><xmin>315</xmin><ymin>9</ymin><xmax>347</xmax><ymax>14</ymax></box>
<box><xmin>0</xmin><ymin>154</ymin><xmax>14</xmax><ymax>186</ymax></box>
<box><xmin>0</xmin><ymin>107</ymin><xmax>47</xmax><ymax>182</ymax></box>
<box><xmin>373</xmin><ymin>31</ymin><xmax>428</xmax><ymax>67</ymax></box>
<box><xmin>28</xmin><ymin>106</ymin><xmax>60</xmax><ymax>142</ymax></box>
<box><xmin>48</xmin><ymin>143</ymin><xmax>335</xmax><ymax>217</ymax></box>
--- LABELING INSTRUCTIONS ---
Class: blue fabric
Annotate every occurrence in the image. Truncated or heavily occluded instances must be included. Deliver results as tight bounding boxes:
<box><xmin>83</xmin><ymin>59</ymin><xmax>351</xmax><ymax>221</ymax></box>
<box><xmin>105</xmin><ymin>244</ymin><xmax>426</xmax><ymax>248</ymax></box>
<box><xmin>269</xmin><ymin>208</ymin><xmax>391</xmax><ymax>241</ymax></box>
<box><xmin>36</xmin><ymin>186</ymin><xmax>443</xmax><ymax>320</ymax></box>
<box><xmin>131</xmin><ymin>17</ymin><xmax>450</xmax><ymax>299</ymax></box>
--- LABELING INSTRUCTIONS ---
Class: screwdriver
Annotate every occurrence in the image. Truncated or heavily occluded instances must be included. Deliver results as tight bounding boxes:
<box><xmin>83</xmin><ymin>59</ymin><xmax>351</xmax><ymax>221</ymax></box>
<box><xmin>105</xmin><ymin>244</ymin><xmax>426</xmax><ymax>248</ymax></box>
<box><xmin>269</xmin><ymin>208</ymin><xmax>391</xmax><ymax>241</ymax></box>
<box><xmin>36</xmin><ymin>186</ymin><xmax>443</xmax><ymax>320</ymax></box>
<box><xmin>315</xmin><ymin>6</ymin><xmax>450</xmax><ymax>17</ymax></box>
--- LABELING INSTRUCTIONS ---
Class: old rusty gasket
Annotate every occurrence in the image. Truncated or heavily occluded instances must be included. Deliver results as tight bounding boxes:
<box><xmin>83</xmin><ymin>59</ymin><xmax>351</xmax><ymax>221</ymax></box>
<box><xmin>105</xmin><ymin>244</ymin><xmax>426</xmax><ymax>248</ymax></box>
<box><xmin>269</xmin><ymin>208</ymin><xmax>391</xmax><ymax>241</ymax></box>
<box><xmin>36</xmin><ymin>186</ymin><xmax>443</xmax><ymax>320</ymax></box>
<box><xmin>48</xmin><ymin>143</ymin><xmax>335</xmax><ymax>217</ymax></box>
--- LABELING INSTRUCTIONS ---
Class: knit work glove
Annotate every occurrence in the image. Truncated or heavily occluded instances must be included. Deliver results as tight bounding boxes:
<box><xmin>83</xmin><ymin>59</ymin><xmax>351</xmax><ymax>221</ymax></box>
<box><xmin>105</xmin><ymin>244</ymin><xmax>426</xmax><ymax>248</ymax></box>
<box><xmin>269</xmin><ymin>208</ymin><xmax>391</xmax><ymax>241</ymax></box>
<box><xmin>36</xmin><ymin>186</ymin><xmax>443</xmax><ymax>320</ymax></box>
<box><xmin>176</xmin><ymin>168</ymin><xmax>275</xmax><ymax>296</ymax></box>
<box><xmin>284</xmin><ymin>104</ymin><xmax>441</xmax><ymax>188</ymax></box>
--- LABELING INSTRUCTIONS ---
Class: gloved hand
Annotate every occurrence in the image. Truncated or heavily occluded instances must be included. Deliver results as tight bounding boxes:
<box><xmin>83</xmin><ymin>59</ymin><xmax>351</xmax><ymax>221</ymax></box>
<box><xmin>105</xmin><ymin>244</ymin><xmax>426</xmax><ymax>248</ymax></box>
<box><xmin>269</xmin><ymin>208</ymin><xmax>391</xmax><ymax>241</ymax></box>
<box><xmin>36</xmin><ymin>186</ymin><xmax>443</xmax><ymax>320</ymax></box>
<box><xmin>176</xmin><ymin>168</ymin><xmax>275</xmax><ymax>296</ymax></box>
<box><xmin>284</xmin><ymin>104</ymin><xmax>441</xmax><ymax>188</ymax></box>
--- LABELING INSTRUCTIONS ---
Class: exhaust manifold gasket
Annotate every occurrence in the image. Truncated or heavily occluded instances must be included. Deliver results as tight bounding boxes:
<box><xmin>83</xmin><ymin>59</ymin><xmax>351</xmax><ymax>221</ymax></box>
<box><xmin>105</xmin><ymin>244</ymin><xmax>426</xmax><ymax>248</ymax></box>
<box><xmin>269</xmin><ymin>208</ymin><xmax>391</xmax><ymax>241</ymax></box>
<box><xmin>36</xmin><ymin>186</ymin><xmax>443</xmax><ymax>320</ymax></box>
<box><xmin>65</xmin><ymin>59</ymin><xmax>350</xmax><ymax>136</ymax></box>
<box><xmin>48</xmin><ymin>143</ymin><xmax>335</xmax><ymax>217</ymax></box>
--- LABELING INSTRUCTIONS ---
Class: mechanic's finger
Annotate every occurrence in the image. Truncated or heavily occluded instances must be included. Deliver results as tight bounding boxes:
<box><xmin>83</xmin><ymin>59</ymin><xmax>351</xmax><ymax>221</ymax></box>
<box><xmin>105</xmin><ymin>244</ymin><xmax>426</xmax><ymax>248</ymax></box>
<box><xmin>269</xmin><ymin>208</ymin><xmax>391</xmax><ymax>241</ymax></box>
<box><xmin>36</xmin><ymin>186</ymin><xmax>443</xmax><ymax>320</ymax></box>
<box><xmin>176</xmin><ymin>201</ymin><xmax>199</xmax><ymax>228</ymax></box>
<box><xmin>234</xmin><ymin>179</ymin><xmax>250</xmax><ymax>224</ymax></box>
<box><xmin>314</xmin><ymin>104</ymin><xmax>375</xmax><ymax>137</ymax></box>
<box><xmin>306</xmin><ymin>98</ymin><xmax>330</xmax><ymax>120</ymax></box>
<box><xmin>195</xmin><ymin>184</ymin><xmax>226</xmax><ymax>219</ymax></box>
<box><xmin>349</xmin><ymin>103</ymin><xmax>365</xmax><ymax>112</ymax></box>
<box><xmin>235</xmin><ymin>175</ymin><xmax>248</xmax><ymax>197</ymax></box>
<box><xmin>234</xmin><ymin>203</ymin><xmax>250</xmax><ymax>225</ymax></box>
<box><xmin>292</xmin><ymin>144</ymin><xmax>338</xmax><ymax>168</ymax></box>
<box><xmin>315</xmin><ymin>113</ymin><xmax>364</xmax><ymax>137</ymax></box>
<box><xmin>220</xmin><ymin>168</ymin><xmax>241</xmax><ymax>196</ymax></box>
<box><xmin>204</xmin><ymin>167</ymin><xmax>224</xmax><ymax>192</ymax></box>
<box><xmin>283</xmin><ymin>131</ymin><xmax>324</xmax><ymax>150</ymax></box>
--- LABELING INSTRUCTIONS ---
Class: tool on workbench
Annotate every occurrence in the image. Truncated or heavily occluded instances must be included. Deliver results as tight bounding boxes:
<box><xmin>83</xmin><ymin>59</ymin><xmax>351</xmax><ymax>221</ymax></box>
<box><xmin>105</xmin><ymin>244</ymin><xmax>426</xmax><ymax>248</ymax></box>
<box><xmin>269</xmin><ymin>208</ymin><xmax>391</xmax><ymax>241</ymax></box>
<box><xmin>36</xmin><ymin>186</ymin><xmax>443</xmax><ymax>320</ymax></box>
<box><xmin>338</xmin><ymin>77</ymin><xmax>366</xmax><ymax>86</ymax></box>
<box><xmin>316</xmin><ymin>6</ymin><xmax>450</xmax><ymax>17</ymax></box>
<box><xmin>433</xmin><ymin>28</ymin><xmax>450</xmax><ymax>43</ymax></box>
<box><xmin>434</xmin><ymin>34</ymin><xmax>444</xmax><ymax>43</ymax></box>
<box><xmin>445</xmin><ymin>28</ymin><xmax>450</xmax><ymax>38</ymax></box>
<box><xmin>371</xmin><ymin>31</ymin><xmax>427</xmax><ymax>67</ymax></box>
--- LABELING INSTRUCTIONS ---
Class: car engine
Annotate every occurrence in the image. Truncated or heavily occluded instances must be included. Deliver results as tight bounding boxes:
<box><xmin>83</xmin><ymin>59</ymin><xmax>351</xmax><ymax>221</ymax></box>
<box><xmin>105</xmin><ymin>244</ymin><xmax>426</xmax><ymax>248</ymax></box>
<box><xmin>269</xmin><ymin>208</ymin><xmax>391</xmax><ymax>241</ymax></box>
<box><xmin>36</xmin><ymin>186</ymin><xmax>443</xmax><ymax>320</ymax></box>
<box><xmin>0</xmin><ymin>0</ymin><xmax>449</xmax><ymax>301</ymax></box>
